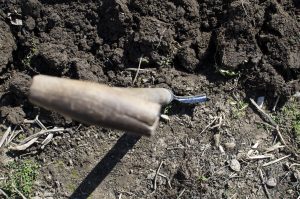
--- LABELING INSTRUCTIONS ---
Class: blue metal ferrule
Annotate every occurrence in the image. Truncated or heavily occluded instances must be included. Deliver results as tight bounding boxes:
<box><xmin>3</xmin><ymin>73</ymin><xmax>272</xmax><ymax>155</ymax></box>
<box><xmin>173</xmin><ymin>95</ymin><xmax>208</xmax><ymax>104</ymax></box>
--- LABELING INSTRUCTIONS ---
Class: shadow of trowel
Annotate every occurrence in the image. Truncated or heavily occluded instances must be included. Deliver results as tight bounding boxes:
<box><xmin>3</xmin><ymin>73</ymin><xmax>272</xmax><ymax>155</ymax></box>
<box><xmin>69</xmin><ymin>133</ymin><xmax>141</xmax><ymax>199</ymax></box>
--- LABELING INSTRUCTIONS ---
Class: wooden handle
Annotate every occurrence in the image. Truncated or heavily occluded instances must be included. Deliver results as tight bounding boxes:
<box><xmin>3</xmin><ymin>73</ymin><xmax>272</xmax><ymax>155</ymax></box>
<box><xmin>29</xmin><ymin>75</ymin><xmax>162</xmax><ymax>136</ymax></box>
<box><xmin>114</xmin><ymin>87</ymin><xmax>173</xmax><ymax>105</ymax></box>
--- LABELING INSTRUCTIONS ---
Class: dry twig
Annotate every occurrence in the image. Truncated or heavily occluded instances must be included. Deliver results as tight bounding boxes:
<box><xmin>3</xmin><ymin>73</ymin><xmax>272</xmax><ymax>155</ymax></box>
<box><xmin>262</xmin><ymin>154</ymin><xmax>291</xmax><ymax>167</ymax></box>
<box><xmin>149</xmin><ymin>169</ymin><xmax>172</xmax><ymax>188</ymax></box>
<box><xmin>9</xmin><ymin>137</ymin><xmax>38</xmax><ymax>151</ymax></box>
<box><xmin>13</xmin><ymin>185</ymin><xmax>27</xmax><ymax>199</ymax></box>
<box><xmin>153</xmin><ymin>161</ymin><xmax>163</xmax><ymax>191</ymax></box>
<box><xmin>250</xmin><ymin>99</ymin><xmax>286</xmax><ymax>145</ymax></box>
<box><xmin>250</xmin><ymin>98</ymin><xmax>276</xmax><ymax>126</ymax></box>
<box><xmin>0</xmin><ymin>188</ymin><xmax>9</xmax><ymax>198</ymax></box>
<box><xmin>19</xmin><ymin>127</ymin><xmax>64</xmax><ymax>145</ymax></box>
<box><xmin>0</xmin><ymin>127</ymin><xmax>11</xmax><ymax>148</ymax></box>
<box><xmin>7</xmin><ymin>129</ymin><xmax>22</xmax><ymax>146</ymax></box>
<box><xmin>126</xmin><ymin>68</ymin><xmax>150</xmax><ymax>72</ymax></box>
<box><xmin>258</xmin><ymin>169</ymin><xmax>271</xmax><ymax>199</ymax></box>
<box><xmin>272</xmin><ymin>96</ymin><xmax>280</xmax><ymax>112</ymax></box>
<box><xmin>200</xmin><ymin>116</ymin><xmax>219</xmax><ymax>134</ymax></box>
<box><xmin>24</xmin><ymin>115</ymin><xmax>47</xmax><ymax>130</ymax></box>
<box><xmin>177</xmin><ymin>188</ymin><xmax>186</xmax><ymax>199</ymax></box>
<box><xmin>264</xmin><ymin>142</ymin><xmax>285</xmax><ymax>153</ymax></box>
<box><xmin>132</xmin><ymin>55</ymin><xmax>143</xmax><ymax>85</ymax></box>
<box><xmin>41</xmin><ymin>133</ymin><xmax>54</xmax><ymax>149</ymax></box>
<box><xmin>247</xmin><ymin>154</ymin><xmax>274</xmax><ymax>160</ymax></box>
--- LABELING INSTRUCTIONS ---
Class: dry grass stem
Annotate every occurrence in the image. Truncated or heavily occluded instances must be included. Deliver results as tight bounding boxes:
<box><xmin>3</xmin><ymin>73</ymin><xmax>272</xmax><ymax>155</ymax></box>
<box><xmin>126</xmin><ymin>68</ymin><xmax>150</xmax><ymax>72</ymax></box>
<box><xmin>177</xmin><ymin>188</ymin><xmax>186</xmax><ymax>199</ymax></box>
<box><xmin>247</xmin><ymin>154</ymin><xmax>274</xmax><ymax>160</ymax></box>
<box><xmin>264</xmin><ymin>143</ymin><xmax>285</xmax><ymax>153</ymax></box>
<box><xmin>0</xmin><ymin>188</ymin><xmax>9</xmax><ymax>198</ymax></box>
<box><xmin>272</xmin><ymin>96</ymin><xmax>280</xmax><ymax>112</ymax></box>
<box><xmin>19</xmin><ymin>127</ymin><xmax>64</xmax><ymax>145</ymax></box>
<box><xmin>149</xmin><ymin>169</ymin><xmax>172</xmax><ymax>188</ymax></box>
<box><xmin>9</xmin><ymin>137</ymin><xmax>38</xmax><ymax>151</ymax></box>
<box><xmin>13</xmin><ymin>186</ymin><xmax>27</xmax><ymax>199</ymax></box>
<box><xmin>250</xmin><ymin>99</ymin><xmax>286</xmax><ymax>145</ymax></box>
<box><xmin>41</xmin><ymin>133</ymin><xmax>54</xmax><ymax>149</ymax></box>
<box><xmin>250</xmin><ymin>98</ymin><xmax>277</xmax><ymax>126</ymax></box>
<box><xmin>7</xmin><ymin>129</ymin><xmax>23</xmax><ymax>146</ymax></box>
<box><xmin>152</xmin><ymin>160</ymin><xmax>163</xmax><ymax>192</ymax></box>
<box><xmin>0</xmin><ymin>126</ymin><xmax>11</xmax><ymax>148</ymax></box>
<box><xmin>262</xmin><ymin>154</ymin><xmax>291</xmax><ymax>167</ymax></box>
<box><xmin>200</xmin><ymin>116</ymin><xmax>219</xmax><ymax>134</ymax></box>
<box><xmin>132</xmin><ymin>55</ymin><xmax>143</xmax><ymax>85</ymax></box>
<box><xmin>258</xmin><ymin>169</ymin><xmax>271</xmax><ymax>199</ymax></box>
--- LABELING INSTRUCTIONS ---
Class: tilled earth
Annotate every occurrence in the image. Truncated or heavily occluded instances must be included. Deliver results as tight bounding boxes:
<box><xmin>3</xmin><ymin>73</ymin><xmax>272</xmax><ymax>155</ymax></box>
<box><xmin>0</xmin><ymin>0</ymin><xmax>300</xmax><ymax>198</ymax></box>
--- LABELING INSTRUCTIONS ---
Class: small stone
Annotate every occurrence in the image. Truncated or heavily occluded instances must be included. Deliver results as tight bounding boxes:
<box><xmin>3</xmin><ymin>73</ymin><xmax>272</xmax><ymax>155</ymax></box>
<box><xmin>224</xmin><ymin>142</ymin><xmax>236</xmax><ymax>150</ymax></box>
<box><xmin>68</xmin><ymin>159</ymin><xmax>73</xmax><ymax>167</ymax></box>
<box><xmin>214</xmin><ymin>133</ymin><xmax>221</xmax><ymax>147</ymax></box>
<box><xmin>161</xmin><ymin>114</ymin><xmax>170</xmax><ymax>121</ymax></box>
<box><xmin>266</xmin><ymin>177</ymin><xmax>277</xmax><ymax>188</ymax></box>
<box><xmin>229</xmin><ymin>159</ymin><xmax>241</xmax><ymax>172</ymax></box>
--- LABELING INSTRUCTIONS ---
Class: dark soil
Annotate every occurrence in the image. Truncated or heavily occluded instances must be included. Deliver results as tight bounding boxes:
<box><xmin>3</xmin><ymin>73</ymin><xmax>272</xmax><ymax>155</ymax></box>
<box><xmin>0</xmin><ymin>0</ymin><xmax>299</xmax><ymax>198</ymax></box>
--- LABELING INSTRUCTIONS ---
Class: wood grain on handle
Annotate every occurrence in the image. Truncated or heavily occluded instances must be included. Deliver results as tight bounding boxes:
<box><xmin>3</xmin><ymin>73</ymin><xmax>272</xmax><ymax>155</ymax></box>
<box><xmin>114</xmin><ymin>87</ymin><xmax>173</xmax><ymax>105</ymax></box>
<box><xmin>29</xmin><ymin>75</ymin><xmax>162</xmax><ymax>136</ymax></box>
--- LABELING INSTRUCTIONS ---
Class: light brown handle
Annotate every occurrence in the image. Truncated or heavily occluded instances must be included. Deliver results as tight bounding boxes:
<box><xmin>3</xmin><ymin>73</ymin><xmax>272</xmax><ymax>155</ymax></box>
<box><xmin>114</xmin><ymin>87</ymin><xmax>173</xmax><ymax>105</ymax></box>
<box><xmin>29</xmin><ymin>75</ymin><xmax>162</xmax><ymax>136</ymax></box>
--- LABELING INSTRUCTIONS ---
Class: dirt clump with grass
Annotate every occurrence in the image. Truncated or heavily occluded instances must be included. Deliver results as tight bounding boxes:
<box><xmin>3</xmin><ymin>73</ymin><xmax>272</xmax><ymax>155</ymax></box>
<box><xmin>0</xmin><ymin>0</ymin><xmax>300</xmax><ymax>198</ymax></box>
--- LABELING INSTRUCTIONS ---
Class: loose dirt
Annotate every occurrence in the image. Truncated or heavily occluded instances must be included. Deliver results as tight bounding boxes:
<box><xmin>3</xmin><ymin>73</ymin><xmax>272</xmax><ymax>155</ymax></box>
<box><xmin>0</xmin><ymin>0</ymin><xmax>299</xmax><ymax>198</ymax></box>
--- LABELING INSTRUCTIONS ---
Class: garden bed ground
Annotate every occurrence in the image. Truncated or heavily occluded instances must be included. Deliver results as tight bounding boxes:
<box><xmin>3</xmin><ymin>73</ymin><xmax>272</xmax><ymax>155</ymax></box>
<box><xmin>0</xmin><ymin>0</ymin><xmax>299</xmax><ymax>198</ymax></box>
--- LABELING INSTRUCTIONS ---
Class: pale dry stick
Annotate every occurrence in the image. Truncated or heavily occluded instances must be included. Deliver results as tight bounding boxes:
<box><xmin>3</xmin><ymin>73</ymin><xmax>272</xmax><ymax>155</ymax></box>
<box><xmin>6</xmin><ymin>129</ymin><xmax>24</xmax><ymax>146</ymax></box>
<box><xmin>272</xmin><ymin>96</ymin><xmax>280</xmax><ymax>112</ymax></box>
<box><xmin>219</xmin><ymin>145</ymin><xmax>225</xmax><ymax>155</ymax></box>
<box><xmin>13</xmin><ymin>186</ymin><xmax>27</xmax><ymax>199</ymax></box>
<box><xmin>247</xmin><ymin>154</ymin><xmax>274</xmax><ymax>160</ymax></box>
<box><xmin>258</xmin><ymin>169</ymin><xmax>271</xmax><ymax>199</ymax></box>
<box><xmin>34</xmin><ymin>115</ymin><xmax>47</xmax><ymax>130</ymax></box>
<box><xmin>262</xmin><ymin>154</ymin><xmax>291</xmax><ymax>167</ymax></box>
<box><xmin>155</xmin><ymin>28</ymin><xmax>167</xmax><ymax>49</ymax></box>
<box><xmin>200</xmin><ymin>117</ymin><xmax>218</xmax><ymax>134</ymax></box>
<box><xmin>252</xmin><ymin>141</ymin><xmax>260</xmax><ymax>149</ymax></box>
<box><xmin>9</xmin><ymin>137</ymin><xmax>38</xmax><ymax>151</ymax></box>
<box><xmin>0</xmin><ymin>126</ymin><xmax>11</xmax><ymax>148</ymax></box>
<box><xmin>210</xmin><ymin>114</ymin><xmax>223</xmax><ymax>129</ymax></box>
<box><xmin>7</xmin><ymin>129</ymin><xmax>23</xmax><ymax>146</ymax></box>
<box><xmin>126</xmin><ymin>68</ymin><xmax>151</xmax><ymax>72</ymax></box>
<box><xmin>229</xmin><ymin>193</ymin><xmax>238</xmax><ymax>199</ymax></box>
<box><xmin>24</xmin><ymin>115</ymin><xmax>47</xmax><ymax>130</ymax></box>
<box><xmin>275</xmin><ymin>125</ymin><xmax>287</xmax><ymax>146</ymax></box>
<box><xmin>0</xmin><ymin>188</ymin><xmax>9</xmax><ymax>198</ymax></box>
<box><xmin>41</xmin><ymin>133</ymin><xmax>54</xmax><ymax>149</ymax></box>
<box><xmin>118</xmin><ymin>191</ymin><xmax>134</xmax><ymax>196</ymax></box>
<box><xmin>279</xmin><ymin>171</ymin><xmax>292</xmax><ymax>185</ymax></box>
<box><xmin>132</xmin><ymin>55</ymin><xmax>144</xmax><ymax>85</ymax></box>
<box><xmin>177</xmin><ymin>188</ymin><xmax>186</xmax><ymax>199</ymax></box>
<box><xmin>19</xmin><ymin>127</ymin><xmax>64</xmax><ymax>145</ymax></box>
<box><xmin>118</xmin><ymin>193</ymin><xmax>122</xmax><ymax>199</ymax></box>
<box><xmin>250</xmin><ymin>98</ymin><xmax>277</xmax><ymax>126</ymax></box>
<box><xmin>255</xmin><ymin>121</ymin><xmax>276</xmax><ymax>129</ymax></box>
<box><xmin>149</xmin><ymin>169</ymin><xmax>172</xmax><ymax>188</ymax></box>
<box><xmin>264</xmin><ymin>142</ymin><xmax>285</xmax><ymax>153</ymax></box>
<box><xmin>248</xmin><ymin>141</ymin><xmax>259</xmax><ymax>156</ymax></box>
<box><xmin>250</xmin><ymin>99</ymin><xmax>286</xmax><ymax>145</ymax></box>
<box><xmin>290</xmin><ymin>163</ymin><xmax>300</xmax><ymax>167</ymax></box>
<box><xmin>153</xmin><ymin>160</ymin><xmax>164</xmax><ymax>192</ymax></box>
